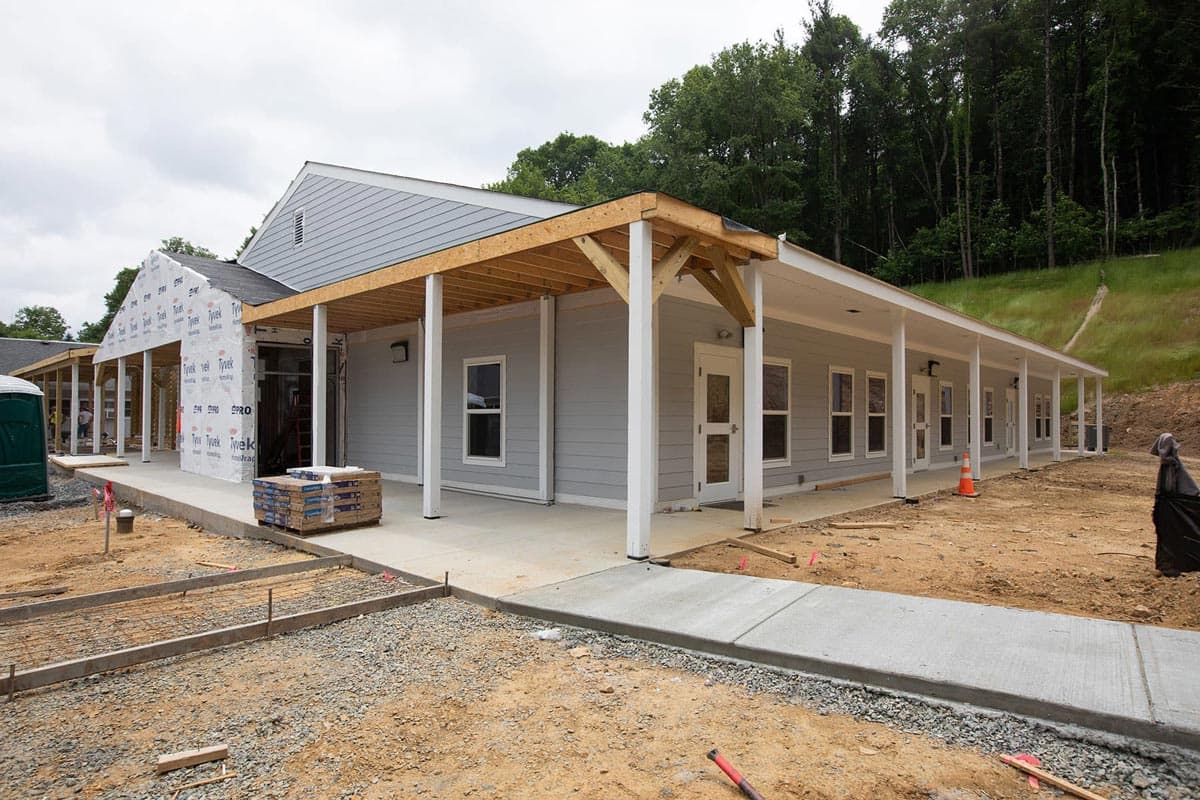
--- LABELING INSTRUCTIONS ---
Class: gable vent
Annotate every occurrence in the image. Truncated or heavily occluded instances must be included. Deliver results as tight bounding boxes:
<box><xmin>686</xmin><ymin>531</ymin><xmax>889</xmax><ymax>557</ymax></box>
<box><xmin>293</xmin><ymin>208</ymin><xmax>305</xmax><ymax>247</ymax></box>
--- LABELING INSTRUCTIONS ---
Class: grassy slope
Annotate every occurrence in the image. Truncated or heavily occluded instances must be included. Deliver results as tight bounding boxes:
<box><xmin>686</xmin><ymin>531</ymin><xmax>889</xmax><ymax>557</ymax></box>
<box><xmin>907</xmin><ymin>248</ymin><xmax>1200</xmax><ymax>397</ymax></box>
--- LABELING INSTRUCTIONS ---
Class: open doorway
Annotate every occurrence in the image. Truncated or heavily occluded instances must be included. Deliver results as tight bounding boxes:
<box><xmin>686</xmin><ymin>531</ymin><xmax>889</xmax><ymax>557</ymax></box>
<box><xmin>256</xmin><ymin>344</ymin><xmax>337</xmax><ymax>476</ymax></box>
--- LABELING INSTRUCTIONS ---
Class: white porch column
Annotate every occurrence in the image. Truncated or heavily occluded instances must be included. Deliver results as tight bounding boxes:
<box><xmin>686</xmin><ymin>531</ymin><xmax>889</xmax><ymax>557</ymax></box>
<box><xmin>626</xmin><ymin>220</ymin><xmax>654</xmax><ymax>559</ymax></box>
<box><xmin>538</xmin><ymin>294</ymin><xmax>556</xmax><ymax>504</ymax></box>
<box><xmin>311</xmin><ymin>305</ymin><xmax>329</xmax><ymax>466</ymax></box>
<box><xmin>156</xmin><ymin>374</ymin><xmax>166</xmax><ymax>450</ymax></box>
<box><xmin>416</xmin><ymin>318</ymin><xmax>424</xmax><ymax>484</ymax></box>
<box><xmin>115</xmin><ymin>357</ymin><xmax>127</xmax><ymax>458</ymax></box>
<box><xmin>1077</xmin><ymin>376</ymin><xmax>1086</xmax><ymax>456</ymax></box>
<box><xmin>92</xmin><ymin>364</ymin><xmax>102</xmax><ymax>454</ymax></box>
<box><xmin>968</xmin><ymin>337</ymin><xmax>982</xmax><ymax>480</ymax></box>
<box><xmin>1018</xmin><ymin>357</ymin><xmax>1029</xmax><ymax>469</ymax></box>
<box><xmin>422</xmin><ymin>275</ymin><xmax>443</xmax><ymax>519</ymax></box>
<box><xmin>69</xmin><ymin>361</ymin><xmax>80</xmax><ymax>456</ymax></box>
<box><xmin>890</xmin><ymin>310</ymin><xmax>908</xmax><ymax>498</ymax></box>
<box><xmin>141</xmin><ymin>350</ymin><xmax>152</xmax><ymax>462</ymax></box>
<box><xmin>1096</xmin><ymin>377</ymin><xmax>1104</xmax><ymax>455</ymax></box>
<box><xmin>742</xmin><ymin>261</ymin><xmax>764</xmax><ymax>531</ymax></box>
<box><xmin>1051</xmin><ymin>367</ymin><xmax>1062</xmax><ymax>461</ymax></box>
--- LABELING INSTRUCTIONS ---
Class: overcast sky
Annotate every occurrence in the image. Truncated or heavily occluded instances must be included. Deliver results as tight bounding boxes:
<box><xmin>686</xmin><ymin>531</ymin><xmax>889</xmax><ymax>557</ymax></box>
<box><xmin>0</xmin><ymin>1</ymin><xmax>888</xmax><ymax>335</ymax></box>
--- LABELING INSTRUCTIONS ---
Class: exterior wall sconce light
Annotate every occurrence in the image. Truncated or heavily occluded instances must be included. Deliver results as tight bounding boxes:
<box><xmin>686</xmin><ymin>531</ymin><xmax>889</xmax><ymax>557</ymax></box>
<box><xmin>927</xmin><ymin>360</ymin><xmax>940</xmax><ymax>377</ymax></box>
<box><xmin>390</xmin><ymin>340</ymin><xmax>409</xmax><ymax>364</ymax></box>
<box><xmin>716</xmin><ymin>328</ymin><xmax>733</xmax><ymax>340</ymax></box>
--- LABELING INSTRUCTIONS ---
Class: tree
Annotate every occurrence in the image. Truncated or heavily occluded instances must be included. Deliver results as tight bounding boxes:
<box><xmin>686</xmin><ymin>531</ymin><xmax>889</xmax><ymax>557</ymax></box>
<box><xmin>9</xmin><ymin>306</ymin><xmax>71</xmax><ymax>340</ymax></box>
<box><xmin>234</xmin><ymin>226</ymin><xmax>258</xmax><ymax>258</ymax></box>
<box><xmin>159</xmin><ymin>237</ymin><xmax>217</xmax><ymax>259</ymax></box>
<box><xmin>77</xmin><ymin>267</ymin><xmax>138</xmax><ymax>343</ymax></box>
<box><xmin>486</xmin><ymin>133</ymin><xmax>647</xmax><ymax>205</ymax></box>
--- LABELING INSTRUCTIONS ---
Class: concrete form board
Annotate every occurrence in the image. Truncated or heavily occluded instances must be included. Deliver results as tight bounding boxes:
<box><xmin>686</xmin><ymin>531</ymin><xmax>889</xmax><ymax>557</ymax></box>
<box><xmin>1135</xmin><ymin>624</ymin><xmax>1200</xmax><ymax>734</ymax></box>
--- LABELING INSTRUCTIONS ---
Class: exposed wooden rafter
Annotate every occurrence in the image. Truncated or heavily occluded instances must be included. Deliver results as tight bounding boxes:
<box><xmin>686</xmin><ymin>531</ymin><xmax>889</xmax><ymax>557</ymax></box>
<box><xmin>650</xmin><ymin>235</ymin><xmax>698</xmax><ymax>301</ymax></box>
<box><xmin>572</xmin><ymin>234</ymin><xmax>630</xmax><ymax>302</ymax></box>
<box><xmin>693</xmin><ymin>246</ymin><xmax>756</xmax><ymax>327</ymax></box>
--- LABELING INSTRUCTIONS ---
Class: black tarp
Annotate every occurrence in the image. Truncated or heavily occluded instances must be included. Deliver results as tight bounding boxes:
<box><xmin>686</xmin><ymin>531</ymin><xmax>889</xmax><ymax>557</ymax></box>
<box><xmin>1150</xmin><ymin>433</ymin><xmax>1200</xmax><ymax>575</ymax></box>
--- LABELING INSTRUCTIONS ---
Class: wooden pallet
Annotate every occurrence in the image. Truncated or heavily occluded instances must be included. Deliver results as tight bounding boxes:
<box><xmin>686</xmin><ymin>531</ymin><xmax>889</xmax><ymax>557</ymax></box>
<box><xmin>256</xmin><ymin>518</ymin><xmax>382</xmax><ymax>537</ymax></box>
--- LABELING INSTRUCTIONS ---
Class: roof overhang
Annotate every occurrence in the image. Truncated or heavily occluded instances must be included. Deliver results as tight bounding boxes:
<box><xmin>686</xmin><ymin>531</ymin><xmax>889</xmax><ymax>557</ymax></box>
<box><xmin>11</xmin><ymin>346</ymin><xmax>98</xmax><ymax>379</ymax></box>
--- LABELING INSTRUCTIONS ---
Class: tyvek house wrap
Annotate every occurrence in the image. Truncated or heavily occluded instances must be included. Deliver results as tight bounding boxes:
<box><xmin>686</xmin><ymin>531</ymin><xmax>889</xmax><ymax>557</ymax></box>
<box><xmin>94</xmin><ymin>250</ymin><xmax>257</xmax><ymax>482</ymax></box>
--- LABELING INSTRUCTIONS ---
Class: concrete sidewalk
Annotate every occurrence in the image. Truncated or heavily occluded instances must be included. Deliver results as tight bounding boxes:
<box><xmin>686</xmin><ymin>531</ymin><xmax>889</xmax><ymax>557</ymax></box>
<box><xmin>502</xmin><ymin>563</ymin><xmax>1200</xmax><ymax>751</ymax></box>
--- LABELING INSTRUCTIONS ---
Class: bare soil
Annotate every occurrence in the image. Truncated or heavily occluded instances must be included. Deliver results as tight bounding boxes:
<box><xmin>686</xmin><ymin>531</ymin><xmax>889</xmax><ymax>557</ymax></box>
<box><xmin>1099</xmin><ymin>380</ymin><xmax>1200</xmax><ymax>451</ymax></box>
<box><xmin>0</xmin><ymin>505</ymin><xmax>310</xmax><ymax>602</ymax></box>
<box><xmin>676</xmin><ymin>453</ymin><xmax>1200</xmax><ymax>631</ymax></box>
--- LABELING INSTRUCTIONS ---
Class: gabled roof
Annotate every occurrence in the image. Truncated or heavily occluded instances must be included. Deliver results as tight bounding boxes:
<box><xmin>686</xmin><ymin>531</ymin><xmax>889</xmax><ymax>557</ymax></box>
<box><xmin>237</xmin><ymin>161</ymin><xmax>580</xmax><ymax>292</ymax></box>
<box><xmin>0</xmin><ymin>338</ymin><xmax>77</xmax><ymax>376</ymax></box>
<box><xmin>166</xmin><ymin>252</ymin><xmax>295</xmax><ymax>305</ymax></box>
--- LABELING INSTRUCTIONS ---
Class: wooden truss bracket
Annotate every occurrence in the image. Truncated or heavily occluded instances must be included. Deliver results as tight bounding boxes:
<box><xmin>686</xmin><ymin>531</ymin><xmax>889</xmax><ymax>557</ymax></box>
<box><xmin>695</xmin><ymin>246</ymin><xmax>756</xmax><ymax>327</ymax></box>
<box><xmin>573</xmin><ymin>234</ymin><xmax>630</xmax><ymax>302</ymax></box>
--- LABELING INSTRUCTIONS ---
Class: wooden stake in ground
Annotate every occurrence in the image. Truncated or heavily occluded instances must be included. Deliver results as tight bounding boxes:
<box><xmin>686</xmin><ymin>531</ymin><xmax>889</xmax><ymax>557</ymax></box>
<box><xmin>156</xmin><ymin>744</ymin><xmax>228</xmax><ymax>774</ymax></box>
<box><xmin>1000</xmin><ymin>754</ymin><xmax>1108</xmax><ymax>800</ymax></box>
<box><xmin>725</xmin><ymin>538</ymin><xmax>797</xmax><ymax>565</ymax></box>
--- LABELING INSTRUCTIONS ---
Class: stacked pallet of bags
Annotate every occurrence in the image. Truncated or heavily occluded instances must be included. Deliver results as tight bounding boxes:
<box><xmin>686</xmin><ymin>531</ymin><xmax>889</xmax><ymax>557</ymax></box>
<box><xmin>252</xmin><ymin>467</ymin><xmax>382</xmax><ymax>534</ymax></box>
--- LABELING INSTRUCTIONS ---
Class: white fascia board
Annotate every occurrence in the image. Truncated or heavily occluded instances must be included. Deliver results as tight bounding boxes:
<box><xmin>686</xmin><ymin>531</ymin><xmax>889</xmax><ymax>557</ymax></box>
<box><xmin>775</xmin><ymin>241</ymin><xmax>1108</xmax><ymax>378</ymax></box>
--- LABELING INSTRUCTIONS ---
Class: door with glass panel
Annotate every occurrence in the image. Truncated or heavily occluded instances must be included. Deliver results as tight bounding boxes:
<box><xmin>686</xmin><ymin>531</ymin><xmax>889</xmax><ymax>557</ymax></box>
<box><xmin>1005</xmin><ymin>388</ymin><xmax>1017</xmax><ymax>456</ymax></box>
<box><xmin>694</xmin><ymin>346</ymin><xmax>743</xmax><ymax>503</ymax></box>
<box><xmin>911</xmin><ymin>375</ymin><xmax>931</xmax><ymax>471</ymax></box>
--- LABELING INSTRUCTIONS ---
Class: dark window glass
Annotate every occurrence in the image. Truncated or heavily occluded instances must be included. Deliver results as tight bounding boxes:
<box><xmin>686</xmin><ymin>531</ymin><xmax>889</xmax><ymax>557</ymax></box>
<box><xmin>941</xmin><ymin>416</ymin><xmax>952</xmax><ymax>447</ymax></box>
<box><xmin>868</xmin><ymin>376</ymin><xmax>886</xmax><ymax>414</ymax></box>
<box><xmin>764</xmin><ymin>365</ymin><xmax>788</xmax><ymax>411</ymax></box>
<box><xmin>467</xmin><ymin>413</ymin><xmax>501</xmax><ymax>458</ymax></box>
<box><xmin>831</xmin><ymin>416</ymin><xmax>852</xmax><ymax>455</ymax></box>
<box><xmin>763</xmin><ymin>415</ymin><xmax>787</xmax><ymax>460</ymax></box>
<box><xmin>868</xmin><ymin>416</ymin><xmax>885</xmax><ymax>453</ymax></box>
<box><xmin>984</xmin><ymin>418</ymin><xmax>994</xmax><ymax>443</ymax></box>
<box><xmin>467</xmin><ymin>363</ymin><xmax>501</xmax><ymax>409</ymax></box>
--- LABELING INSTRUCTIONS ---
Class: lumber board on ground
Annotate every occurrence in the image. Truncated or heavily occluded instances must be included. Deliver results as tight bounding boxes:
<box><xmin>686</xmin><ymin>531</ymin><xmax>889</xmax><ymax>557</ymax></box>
<box><xmin>157</xmin><ymin>744</ymin><xmax>228</xmax><ymax>774</ymax></box>
<box><xmin>826</xmin><ymin>522</ymin><xmax>897</xmax><ymax>530</ymax></box>
<box><xmin>814</xmin><ymin>472</ymin><xmax>890</xmax><ymax>491</ymax></box>
<box><xmin>0</xmin><ymin>584</ymin><xmax>446</xmax><ymax>697</ymax></box>
<box><xmin>0</xmin><ymin>555</ymin><xmax>351</xmax><ymax>625</ymax></box>
<box><xmin>1000</xmin><ymin>755</ymin><xmax>1108</xmax><ymax>800</ymax></box>
<box><xmin>725</xmin><ymin>537</ymin><xmax>797</xmax><ymax>564</ymax></box>
<box><xmin>170</xmin><ymin>770</ymin><xmax>237</xmax><ymax>797</ymax></box>
<box><xmin>0</xmin><ymin>586</ymin><xmax>68</xmax><ymax>601</ymax></box>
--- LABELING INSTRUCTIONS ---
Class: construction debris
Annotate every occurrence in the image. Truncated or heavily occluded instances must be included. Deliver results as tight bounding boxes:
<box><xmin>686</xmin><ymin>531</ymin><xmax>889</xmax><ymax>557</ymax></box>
<box><xmin>156</xmin><ymin>744</ymin><xmax>228</xmax><ymax>774</ymax></box>
<box><xmin>0</xmin><ymin>586</ymin><xmax>67</xmax><ymax>601</ymax></box>
<box><xmin>195</xmin><ymin>561</ymin><xmax>236</xmax><ymax>570</ymax></box>
<box><xmin>707</xmin><ymin>748</ymin><xmax>765</xmax><ymax>800</ymax></box>
<box><xmin>1000</xmin><ymin>754</ymin><xmax>1108</xmax><ymax>800</ymax></box>
<box><xmin>725</xmin><ymin>537</ymin><xmax>797</xmax><ymax>564</ymax></box>
<box><xmin>827</xmin><ymin>522</ymin><xmax>896</xmax><ymax>530</ymax></box>
<box><xmin>170</xmin><ymin>769</ymin><xmax>237</xmax><ymax>798</ymax></box>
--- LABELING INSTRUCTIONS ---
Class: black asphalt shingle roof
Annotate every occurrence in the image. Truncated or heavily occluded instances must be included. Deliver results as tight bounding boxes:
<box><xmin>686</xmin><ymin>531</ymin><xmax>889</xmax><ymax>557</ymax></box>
<box><xmin>0</xmin><ymin>338</ymin><xmax>76</xmax><ymax>375</ymax></box>
<box><xmin>166</xmin><ymin>253</ymin><xmax>296</xmax><ymax>305</ymax></box>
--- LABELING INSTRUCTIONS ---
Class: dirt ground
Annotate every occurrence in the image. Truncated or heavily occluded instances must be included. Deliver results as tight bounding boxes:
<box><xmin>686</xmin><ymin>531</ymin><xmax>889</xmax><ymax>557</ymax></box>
<box><xmin>677</xmin><ymin>452</ymin><xmax>1200</xmax><ymax>631</ymax></box>
<box><xmin>0</xmin><ymin>504</ymin><xmax>311</xmax><ymax>602</ymax></box>
<box><xmin>1099</xmin><ymin>380</ymin><xmax>1200</xmax><ymax>451</ymax></box>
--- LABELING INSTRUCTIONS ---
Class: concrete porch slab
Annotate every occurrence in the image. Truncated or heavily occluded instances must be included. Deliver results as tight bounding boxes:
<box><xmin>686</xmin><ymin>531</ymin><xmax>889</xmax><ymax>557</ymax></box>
<box><xmin>1136</xmin><ymin>624</ymin><xmax>1200</xmax><ymax>734</ymax></box>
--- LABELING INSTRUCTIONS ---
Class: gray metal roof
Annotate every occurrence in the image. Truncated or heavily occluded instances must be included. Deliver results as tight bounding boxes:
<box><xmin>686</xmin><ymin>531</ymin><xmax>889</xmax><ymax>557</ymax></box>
<box><xmin>0</xmin><ymin>338</ymin><xmax>76</xmax><ymax>376</ymax></box>
<box><xmin>165</xmin><ymin>253</ymin><xmax>296</xmax><ymax>305</ymax></box>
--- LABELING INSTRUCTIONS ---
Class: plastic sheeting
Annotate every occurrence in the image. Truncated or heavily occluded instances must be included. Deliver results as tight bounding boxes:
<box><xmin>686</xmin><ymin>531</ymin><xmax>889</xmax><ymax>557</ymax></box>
<box><xmin>1150</xmin><ymin>433</ymin><xmax>1200</xmax><ymax>575</ymax></box>
<box><xmin>94</xmin><ymin>251</ymin><xmax>257</xmax><ymax>483</ymax></box>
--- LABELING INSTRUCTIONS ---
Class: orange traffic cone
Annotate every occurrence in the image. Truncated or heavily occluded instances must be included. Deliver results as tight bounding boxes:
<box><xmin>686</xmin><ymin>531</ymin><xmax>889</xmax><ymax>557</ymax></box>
<box><xmin>956</xmin><ymin>452</ymin><xmax>979</xmax><ymax>497</ymax></box>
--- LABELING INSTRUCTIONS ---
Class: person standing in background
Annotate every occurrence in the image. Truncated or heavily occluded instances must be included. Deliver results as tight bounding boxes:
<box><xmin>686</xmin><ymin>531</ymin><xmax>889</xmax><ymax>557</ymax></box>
<box><xmin>78</xmin><ymin>404</ymin><xmax>93</xmax><ymax>441</ymax></box>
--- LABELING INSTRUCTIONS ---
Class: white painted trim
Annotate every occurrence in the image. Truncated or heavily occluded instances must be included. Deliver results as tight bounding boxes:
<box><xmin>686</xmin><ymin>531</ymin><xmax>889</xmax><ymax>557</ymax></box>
<box><xmin>1033</xmin><ymin>393</ymin><xmax>1044</xmax><ymax>441</ymax></box>
<box><xmin>1018</xmin><ymin>358</ymin><xmax>1030</xmax><ymax>469</ymax></box>
<box><xmin>742</xmin><ymin>261</ymin><xmax>764</xmax><ymax>531</ymax></box>
<box><xmin>141</xmin><ymin>350</ymin><xmax>152</xmax><ymax>462</ymax></box>
<box><xmin>415</xmin><ymin>318</ymin><xmax>424</xmax><ymax>483</ymax></box>
<box><xmin>441</xmin><ymin>479</ymin><xmax>548</xmax><ymax>505</ymax></box>
<box><xmin>539</xmin><ymin>296</ymin><xmax>555</xmax><ymax>502</ymax></box>
<box><xmin>626</xmin><ymin>220</ymin><xmax>654</xmax><ymax>558</ymax></box>
<box><xmin>911</xmin><ymin>373</ymin><xmax>932</xmax><ymax>471</ymax></box>
<box><xmin>693</xmin><ymin>343</ymin><xmax>744</xmax><ymax>504</ymax></box>
<box><xmin>762</xmin><ymin>356</ymin><xmax>792</xmax><ymax>468</ymax></box>
<box><xmin>92</xmin><ymin>363</ymin><xmax>102</xmax><ymax>455</ymax></box>
<box><xmin>828</xmin><ymin>365</ymin><xmax>855</xmax><ymax>462</ymax></box>
<box><xmin>1096</xmin><ymin>378</ymin><xmax>1104</xmax><ymax>455</ymax></box>
<box><xmin>969</xmin><ymin>339</ymin><xmax>982</xmax><ymax>480</ymax></box>
<box><xmin>891</xmin><ymin>311</ymin><xmax>907</xmax><ymax>497</ymax></box>
<box><xmin>378</xmin><ymin>471</ymin><xmax>419</xmax><ymax>484</ymax></box>
<box><xmin>1052</xmin><ymin>367</ymin><xmax>1062</xmax><ymax>461</ymax></box>
<box><xmin>938</xmin><ymin>380</ymin><xmax>954</xmax><ymax>452</ymax></box>
<box><xmin>69</xmin><ymin>361</ymin><xmax>80</xmax><ymax>456</ymax></box>
<box><xmin>865</xmin><ymin>370</ymin><xmax>887</xmax><ymax>458</ymax></box>
<box><xmin>555</xmin><ymin>492</ymin><xmax>627</xmax><ymax>510</ymax></box>
<box><xmin>983</xmin><ymin>387</ymin><xmax>996</xmax><ymax>446</ymax></box>
<box><xmin>422</xmin><ymin>274</ymin><xmax>443</xmax><ymax>518</ymax></box>
<box><xmin>311</xmin><ymin>305</ymin><xmax>328</xmax><ymax>466</ymax></box>
<box><xmin>462</xmin><ymin>355</ymin><xmax>506</xmax><ymax>467</ymax></box>
<box><xmin>115</xmin><ymin>357</ymin><xmax>126</xmax><ymax>457</ymax></box>
<box><xmin>1077</xmin><ymin>376</ymin><xmax>1086</xmax><ymax>456</ymax></box>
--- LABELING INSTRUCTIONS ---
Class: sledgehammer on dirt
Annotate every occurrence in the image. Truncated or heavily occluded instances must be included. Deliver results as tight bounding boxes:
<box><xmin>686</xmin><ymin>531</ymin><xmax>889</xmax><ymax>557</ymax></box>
<box><xmin>707</xmin><ymin>748</ymin><xmax>765</xmax><ymax>799</ymax></box>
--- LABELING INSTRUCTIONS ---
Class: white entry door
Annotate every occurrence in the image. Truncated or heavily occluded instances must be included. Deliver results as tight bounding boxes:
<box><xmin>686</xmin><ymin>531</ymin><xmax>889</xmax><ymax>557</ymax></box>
<box><xmin>1004</xmin><ymin>388</ymin><xmax>1017</xmax><ymax>456</ymax></box>
<box><xmin>695</xmin><ymin>346</ymin><xmax>743</xmax><ymax>503</ymax></box>
<box><xmin>911</xmin><ymin>375</ymin><xmax>931</xmax><ymax>471</ymax></box>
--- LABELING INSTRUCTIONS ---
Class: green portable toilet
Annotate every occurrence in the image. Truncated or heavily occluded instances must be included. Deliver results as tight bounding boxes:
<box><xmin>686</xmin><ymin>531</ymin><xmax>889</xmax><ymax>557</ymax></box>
<box><xmin>0</xmin><ymin>375</ymin><xmax>50</xmax><ymax>502</ymax></box>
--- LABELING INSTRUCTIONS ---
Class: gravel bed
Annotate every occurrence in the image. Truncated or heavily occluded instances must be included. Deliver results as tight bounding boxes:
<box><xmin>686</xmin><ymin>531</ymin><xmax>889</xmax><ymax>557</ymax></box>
<box><xmin>1</xmin><ymin>599</ymin><xmax>1196</xmax><ymax>799</ymax></box>
<box><xmin>0</xmin><ymin>474</ymin><xmax>95</xmax><ymax>519</ymax></box>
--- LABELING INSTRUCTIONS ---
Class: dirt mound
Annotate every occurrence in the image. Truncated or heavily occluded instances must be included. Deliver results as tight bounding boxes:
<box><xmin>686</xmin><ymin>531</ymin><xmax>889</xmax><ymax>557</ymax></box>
<box><xmin>1094</xmin><ymin>380</ymin><xmax>1200</xmax><ymax>451</ymax></box>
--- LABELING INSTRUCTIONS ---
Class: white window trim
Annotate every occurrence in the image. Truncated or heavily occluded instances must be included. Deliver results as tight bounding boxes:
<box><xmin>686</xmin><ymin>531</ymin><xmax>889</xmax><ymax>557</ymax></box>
<box><xmin>866</xmin><ymin>370</ymin><xmax>888</xmax><ymax>458</ymax></box>
<box><xmin>292</xmin><ymin>208</ymin><xmax>306</xmax><ymax>248</ymax></box>
<box><xmin>828</xmin><ymin>365</ymin><xmax>854</xmax><ymax>462</ymax></box>
<box><xmin>763</xmin><ymin>356</ymin><xmax>791</xmax><ymax>467</ymax></box>
<box><xmin>1041</xmin><ymin>394</ymin><xmax>1052</xmax><ymax>443</ymax></box>
<box><xmin>939</xmin><ymin>380</ymin><xmax>954</xmax><ymax>451</ymax></box>
<box><xmin>462</xmin><ymin>355</ymin><xmax>506</xmax><ymax>467</ymax></box>
<box><xmin>983</xmin><ymin>387</ymin><xmax>995</xmax><ymax>445</ymax></box>
<box><xmin>1034</xmin><ymin>392</ymin><xmax>1044</xmax><ymax>440</ymax></box>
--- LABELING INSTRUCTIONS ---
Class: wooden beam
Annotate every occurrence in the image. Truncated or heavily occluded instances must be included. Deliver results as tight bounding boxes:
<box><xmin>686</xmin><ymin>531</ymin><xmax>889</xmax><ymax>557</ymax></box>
<box><xmin>572</xmin><ymin>234</ymin><xmax>630</xmax><ymax>302</ymax></box>
<box><xmin>643</xmin><ymin>194</ymin><xmax>778</xmax><ymax>260</ymax></box>
<box><xmin>651</xmin><ymin>235</ymin><xmax>698</xmax><ymax>301</ymax></box>
<box><xmin>708</xmin><ymin>247</ymin><xmax>756</xmax><ymax>327</ymax></box>
<box><xmin>157</xmin><ymin>745</ymin><xmax>228</xmax><ymax>774</ymax></box>
<box><xmin>725</xmin><ymin>537</ymin><xmax>797</xmax><ymax>565</ymax></box>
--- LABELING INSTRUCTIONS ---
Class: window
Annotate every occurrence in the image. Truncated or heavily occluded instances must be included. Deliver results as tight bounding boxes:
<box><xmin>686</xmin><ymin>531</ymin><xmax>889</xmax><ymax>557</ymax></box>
<box><xmin>983</xmin><ymin>388</ymin><xmax>995</xmax><ymax>445</ymax></box>
<box><xmin>939</xmin><ymin>382</ymin><xmax>953</xmax><ymax>450</ymax></box>
<box><xmin>1034</xmin><ymin>394</ymin><xmax>1043</xmax><ymax>439</ymax></box>
<box><xmin>463</xmin><ymin>356</ymin><xmax>505</xmax><ymax>465</ymax></box>
<box><xmin>763</xmin><ymin>359</ymin><xmax>790</xmax><ymax>465</ymax></box>
<box><xmin>1042</xmin><ymin>394</ymin><xmax>1053</xmax><ymax>441</ymax></box>
<box><xmin>867</xmin><ymin>372</ymin><xmax>887</xmax><ymax>456</ymax></box>
<box><xmin>292</xmin><ymin>208</ymin><xmax>305</xmax><ymax>247</ymax></box>
<box><xmin>829</xmin><ymin>367</ymin><xmax>853</xmax><ymax>460</ymax></box>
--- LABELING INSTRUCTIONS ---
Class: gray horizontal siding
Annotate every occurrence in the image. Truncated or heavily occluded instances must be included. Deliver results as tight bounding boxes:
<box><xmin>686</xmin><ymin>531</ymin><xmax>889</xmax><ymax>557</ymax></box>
<box><xmin>240</xmin><ymin>174</ymin><xmax>542</xmax><ymax>291</ymax></box>
<box><xmin>345</xmin><ymin>338</ymin><xmax>419</xmax><ymax>476</ymax></box>
<box><xmin>555</xmin><ymin>301</ymin><xmax>628</xmax><ymax>501</ymax></box>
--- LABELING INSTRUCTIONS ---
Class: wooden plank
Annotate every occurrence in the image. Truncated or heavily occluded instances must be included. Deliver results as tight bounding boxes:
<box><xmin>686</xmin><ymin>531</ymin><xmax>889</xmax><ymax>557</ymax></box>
<box><xmin>643</xmin><ymin>194</ymin><xmax>778</xmax><ymax>260</ymax></box>
<box><xmin>157</xmin><ymin>744</ymin><xmax>228</xmax><ymax>774</ymax></box>
<box><xmin>0</xmin><ymin>586</ymin><xmax>68</xmax><ymax>601</ymax></box>
<box><xmin>999</xmin><ymin>755</ymin><xmax>1108</xmax><ymax>800</ymax></box>
<box><xmin>0</xmin><ymin>584</ymin><xmax>446</xmax><ymax>696</ymax></box>
<box><xmin>0</xmin><ymin>555</ymin><xmax>351</xmax><ymax>625</ymax></box>
<box><xmin>651</xmin><ymin>235</ymin><xmax>698</xmax><ymax>301</ymax></box>
<box><xmin>826</xmin><ymin>521</ymin><xmax>897</xmax><ymax>530</ymax></box>
<box><xmin>170</xmin><ymin>770</ymin><xmax>237</xmax><ymax>797</ymax></box>
<box><xmin>814</xmin><ymin>472</ymin><xmax>891</xmax><ymax>492</ymax></box>
<box><xmin>572</xmin><ymin>234</ymin><xmax>630</xmax><ymax>302</ymax></box>
<box><xmin>725</xmin><ymin>537</ymin><xmax>797</xmax><ymax>564</ymax></box>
